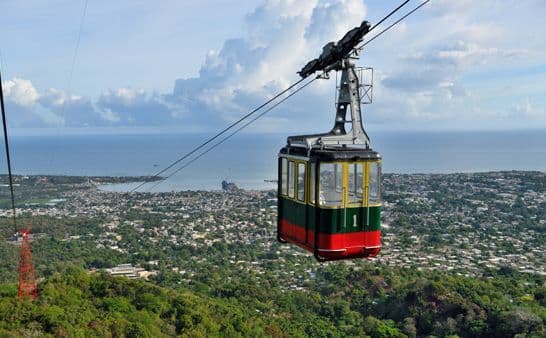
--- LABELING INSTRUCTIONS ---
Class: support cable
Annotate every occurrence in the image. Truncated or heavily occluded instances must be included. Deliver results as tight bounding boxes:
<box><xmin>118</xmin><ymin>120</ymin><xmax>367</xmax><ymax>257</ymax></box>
<box><xmin>368</xmin><ymin>0</ymin><xmax>410</xmax><ymax>33</ymax></box>
<box><xmin>133</xmin><ymin>0</ymin><xmax>427</xmax><ymax>192</ymax></box>
<box><xmin>48</xmin><ymin>0</ymin><xmax>89</xmax><ymax>168</ymax></box>
<box><xmin>64</xmin><ymin>0</ymin><xmax>89</xmax><ymax>112</ymax></box>
<box><xmin>356</xmin><ymin>0</ymin><xmax>430</xmax><ymax>52</ymax></box>
<box><xmin>131</xmin><ymin>77</ymin><xmax>307</xmax><ymax>192</ymax></box>
<box><xmin>146</xmin><ymin>76</ymin><xmax>319</xmax><ymax>192</ymax></box>
<box><xmin>0</xmin><ymin>66</ymin><xmax>17</xmax><ymax>233</ymax></box>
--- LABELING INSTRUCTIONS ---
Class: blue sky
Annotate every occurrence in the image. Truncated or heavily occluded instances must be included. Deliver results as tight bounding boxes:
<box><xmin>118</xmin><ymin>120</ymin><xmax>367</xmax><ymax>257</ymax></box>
<box><xmin>1</xmin><ymin>0</ymin><xmax>545</xmax><ymax>133</ymax></box>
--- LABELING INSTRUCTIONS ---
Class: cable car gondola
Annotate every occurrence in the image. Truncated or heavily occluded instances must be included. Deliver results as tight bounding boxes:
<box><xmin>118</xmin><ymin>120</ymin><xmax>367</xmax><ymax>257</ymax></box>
<box><xmin>277</xmin><ymin>21</ymin><xmax>382</xmax><ymax>261</ymax></box>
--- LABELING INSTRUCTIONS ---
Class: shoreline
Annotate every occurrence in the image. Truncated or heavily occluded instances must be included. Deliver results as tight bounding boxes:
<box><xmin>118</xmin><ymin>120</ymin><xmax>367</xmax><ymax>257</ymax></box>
<box><xmin>98</xmin><ymin>170</ymin><xmax>544</xmax><ymax>193</ymax></box>
<box><xmin>1</xmin><ymin>170</ymin><xmax>543</xmax><ymax>193</ymax></box>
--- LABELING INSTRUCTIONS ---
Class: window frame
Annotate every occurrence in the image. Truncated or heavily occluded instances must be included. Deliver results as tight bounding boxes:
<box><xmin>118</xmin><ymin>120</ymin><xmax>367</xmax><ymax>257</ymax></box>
<box><xmin>366</xmin><ymin>160</ymin><xmax>382</xmax><ymax>206</ymax></box>
<box><xmin>318</xmin><ymin>162</ymin><xmax>344</xmax><ymax>208</ymax></box>
<box><xmin>288</xmin><ymin>160</ymin><xmax>296</xmax><ymax>199</ymax></box>
<box><xmin>281</xmin><ymin>158</ymin><xmax>381</xmax><ymax>207</ymax></box>
<box><xmin>297</xmin><ymin>162</ymin><xmax>306</xmax><ymax>202</ymax></box>
<box><xmin>309</xmin><ymin>162</ymin><xmax>316</xmax><ymax>205</ymax></box>
<box><xmin>280</xmin><ymin>157</ymin><xmax>288</xmax><ymax>196</ymax></box>
<box><xmin>280</xmin><ymin>157</ymin><xmax>310</xmax><ymax>204</ymax></box>
<box><xmin>347</xmin><ymin>162</ymin><xmax>364</xmax><ymax>207</ymax></box>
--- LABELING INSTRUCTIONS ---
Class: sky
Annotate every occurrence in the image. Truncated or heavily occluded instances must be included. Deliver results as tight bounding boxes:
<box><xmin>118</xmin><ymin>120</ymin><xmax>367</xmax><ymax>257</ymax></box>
<box><xmin>0</xmin><ymin>0</ymin><xmax>545</xmax><ymax>133</ymax></box>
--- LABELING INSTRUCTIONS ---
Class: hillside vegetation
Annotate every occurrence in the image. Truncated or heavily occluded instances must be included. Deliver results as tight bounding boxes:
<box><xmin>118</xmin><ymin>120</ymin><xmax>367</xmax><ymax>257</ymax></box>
<box><xmin>0</xmin><ymin>265</ymin><xmax>544</xmax><ymax>337</ymax></box>
<box><xmin>0</xmin><ymin>267</ymin><xmax>268</xmax><ymax>337</ymax></box>
<box><xmin>0</xmin><ymin>172</ymin><xmax>544</xmax><ymax>337</ymax></box>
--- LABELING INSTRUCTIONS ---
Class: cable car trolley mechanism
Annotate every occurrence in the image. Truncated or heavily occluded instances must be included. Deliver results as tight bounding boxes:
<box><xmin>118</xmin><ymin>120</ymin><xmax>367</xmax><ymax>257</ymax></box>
<box><xmin>277</xmin><ymin>20</ymin><xmax>382</xmax><ymax>261</ymax></box>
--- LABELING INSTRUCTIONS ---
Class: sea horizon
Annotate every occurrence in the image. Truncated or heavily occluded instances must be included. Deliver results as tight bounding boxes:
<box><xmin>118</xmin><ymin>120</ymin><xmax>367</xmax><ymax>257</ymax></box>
<box><xmin>1</xmin><ymin>129</ymin><xmax>545</xmax><ymax>192</ymax></box>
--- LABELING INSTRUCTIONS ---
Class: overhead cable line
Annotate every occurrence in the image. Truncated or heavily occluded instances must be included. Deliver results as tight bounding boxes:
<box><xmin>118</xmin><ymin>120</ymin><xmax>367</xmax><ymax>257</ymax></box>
<box><xmin>368</xmin><ymin>0</ymin><xmax>410</xmax><ymax>33</ymax></box>
<box><xmin>132</xmin><ymin>0</ymin><xmax>412</xmax><ymax>192</ymax></box>
<box><xmin>43</xmin><ymin>0</ymin><xmax>89</xmax><ymax>237</ymax></box>
<box><xmin>47</xmin><ymin>0</ymin><xmax>89</xmax><ymax>174</ymax></box>
<box><xmin>146</xmin><ymin>76</ymin><xmax>320</xmax><ymax>192</ymax></box>
<box><xmin>133</xmin><ymin>0</ymin><xmax>427</xmax><ymax>192</ymax></box>
<box><xmin>65</xmin><ymin>0</ymin><xmax>89</xmax><ymax>108</ymax></box>
<box><xmin>131</xmin><ymin>77</ymin><xmax>307</xmax><ymax>192</ymax></box>
<box><xmin>0</xmin><ymin>65</ymin><xmax>17</xmax><ymax>233</ymax></box>
<box><xmin>356</xmin><ymin>0</ymin><xmax>431</xmax><ymax>52</ymax></box>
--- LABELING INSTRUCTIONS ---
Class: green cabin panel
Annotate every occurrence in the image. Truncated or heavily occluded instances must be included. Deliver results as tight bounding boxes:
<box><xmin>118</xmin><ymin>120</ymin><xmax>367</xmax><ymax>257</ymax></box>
<box><xmin>279</xmin><ymin>197</ymin><xmax>380</xmax><ymax>234</ymax></box>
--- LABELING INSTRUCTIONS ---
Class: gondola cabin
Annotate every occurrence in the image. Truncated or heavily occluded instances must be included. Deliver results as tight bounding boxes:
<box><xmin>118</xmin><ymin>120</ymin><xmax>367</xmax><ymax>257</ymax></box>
<box><xmin>277</xmin><ymin>147</ymin><xmax>381</xmax><ymax>261</ymax></box>
<box><xmin>277</xmin><ymin>20</ymin><xmax>382</xmax><ymax>260</ymax></box>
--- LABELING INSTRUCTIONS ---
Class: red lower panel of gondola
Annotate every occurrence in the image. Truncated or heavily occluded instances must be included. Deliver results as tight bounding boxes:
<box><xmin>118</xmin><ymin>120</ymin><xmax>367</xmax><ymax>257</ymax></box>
<box><xmin>279</xmin><ymin>219</ymin><xmax>381</xmax><ymax>260</ymax></box>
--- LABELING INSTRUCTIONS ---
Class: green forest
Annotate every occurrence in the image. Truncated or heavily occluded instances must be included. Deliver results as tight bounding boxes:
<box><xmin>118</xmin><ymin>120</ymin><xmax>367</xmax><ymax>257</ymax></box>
<box><xmin>0</xmin><ymin>172</ymin><xmax>544</xmax><ymax>337</ymax></box>
<box><xmin>0</xmin><ymin>265</ymin><xmax>544</xmax><ymax>337</ymax></box>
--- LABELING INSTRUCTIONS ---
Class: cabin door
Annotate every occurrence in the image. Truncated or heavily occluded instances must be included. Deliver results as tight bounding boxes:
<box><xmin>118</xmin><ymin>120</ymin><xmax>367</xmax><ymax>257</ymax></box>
<box><xmin>306</xmin><ymin>162</ymin><xmax>316</xmax><ymax>246</ymax></box>
<box><xmin>295</xmin><ymin>162</ymin><xmax>307</xmax><ymax>244</ymax></box>
<box><xmin>340</xmin><ymin>163</ymin><xmax>350</xmax><ymax>249</ymax></box>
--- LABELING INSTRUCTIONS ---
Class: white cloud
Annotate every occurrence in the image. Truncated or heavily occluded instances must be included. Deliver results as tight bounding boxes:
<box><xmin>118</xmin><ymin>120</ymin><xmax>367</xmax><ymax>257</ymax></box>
<box><xmin>3</xmin><ymin>0</ymin><xmax>544</xmax><ymax>131</ymax></box>
<box><xmin>3</xmin><ymin>78</ymin><xmax>39</xmax><ymax>107</ymax></box>
<box><xmin>305</xmin><ymin>0</ymin><xmax>367</xmax><ymax>43</ymax></box>
<box><xmin>169</xmin><ymin>0</ymin><xmax>367</xmax><ymax>131</ymax></box>
<box><xmin>364</xmin><ymin>0</ymin><xmax>542</xmax><ymax>130</ymax></box>
<box><xmin>383</xmin><ymin>40</ymin><xmax>522</xmax><ymax>93</ymax></box>
<box><xmin>97</xmin><ymin>87</ymin><xmax>176</xmax><ymax>126</ymax></box>
<box><xmin>3</xmin><ymin>78</ymin><xmax>64</xmax><ymax>127</ymax></box>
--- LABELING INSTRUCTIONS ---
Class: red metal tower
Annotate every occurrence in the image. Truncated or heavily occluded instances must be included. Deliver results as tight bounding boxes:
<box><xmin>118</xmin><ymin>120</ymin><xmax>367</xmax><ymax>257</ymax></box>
<box><xmin>17</xmin><ymin>230</ymin><xmax>38</xmax><ymax>300</ymax></box>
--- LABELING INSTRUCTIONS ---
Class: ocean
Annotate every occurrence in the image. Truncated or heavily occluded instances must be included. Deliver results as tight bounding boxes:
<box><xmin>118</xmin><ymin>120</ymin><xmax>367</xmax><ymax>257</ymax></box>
<box><xmin>2</xmin><ymin>129</ymin><xmax>546</xmax><ymax>191</ymax></box>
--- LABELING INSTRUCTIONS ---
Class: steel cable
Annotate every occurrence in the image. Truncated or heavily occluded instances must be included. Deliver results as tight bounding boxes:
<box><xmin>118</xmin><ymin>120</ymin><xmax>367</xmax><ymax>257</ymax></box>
<box><xmin>132</xmin><ymin>0</ymin><xmax>429</xmax><ymax>192</ymax></box>
<box><xmin>0</xmin><ymin>65</ymin><xmax>17</xmax><ymax>233</ymax></box>
<box><xmin>131</xmin><ymin>77</ymin><xmax>307</xmax><ymax>192</ymax></box>
<box><xmin>356</xmin><ymin>0</ymin><xmax>431</xmax><ymax>52</ymax></box>
<box><xmin>145</xmin><ymin>76</ymin><xmax>320</xmax><ymax>192</ymax></box>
